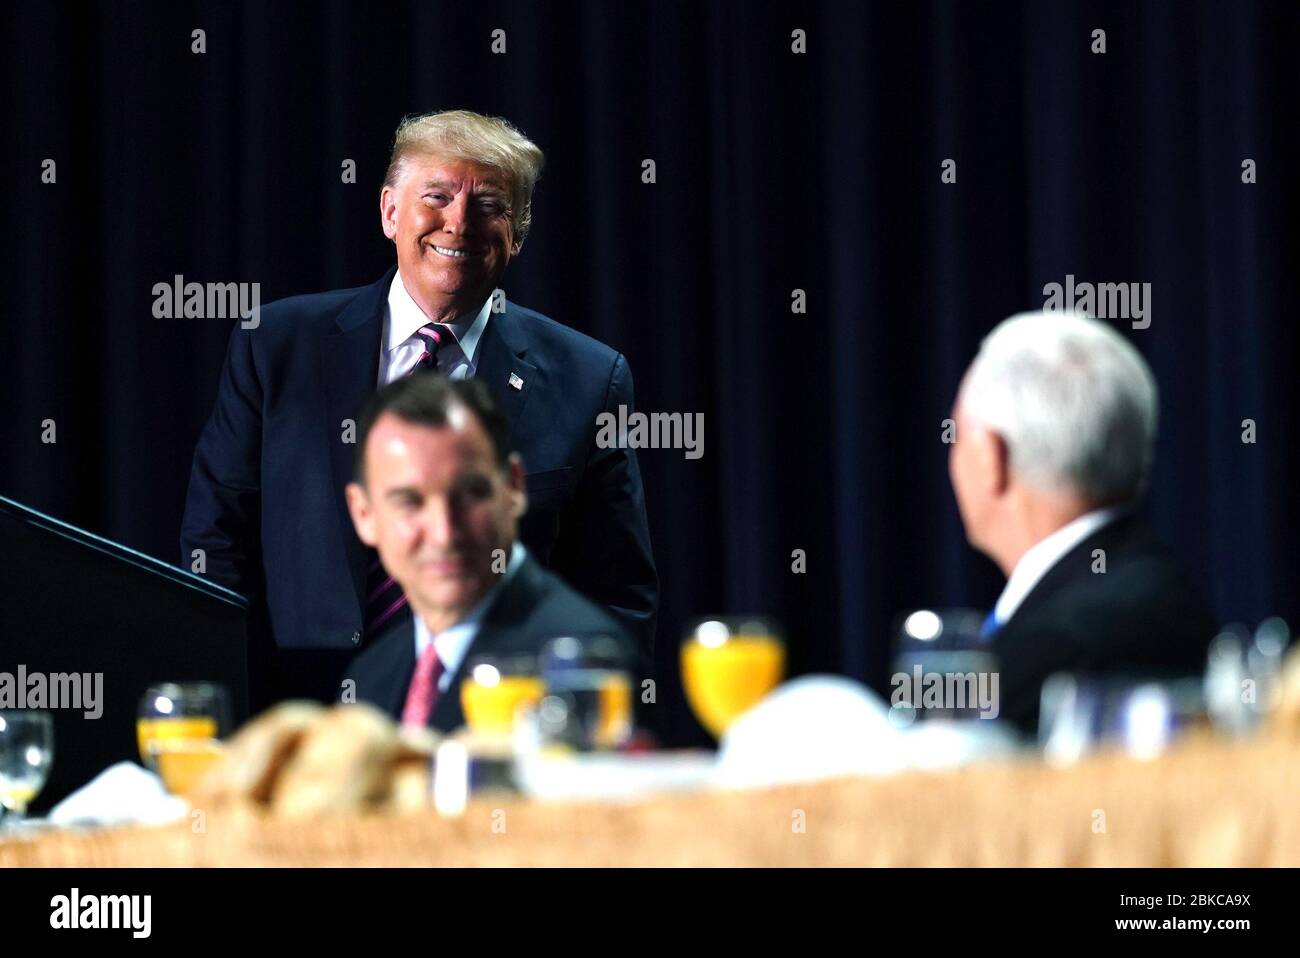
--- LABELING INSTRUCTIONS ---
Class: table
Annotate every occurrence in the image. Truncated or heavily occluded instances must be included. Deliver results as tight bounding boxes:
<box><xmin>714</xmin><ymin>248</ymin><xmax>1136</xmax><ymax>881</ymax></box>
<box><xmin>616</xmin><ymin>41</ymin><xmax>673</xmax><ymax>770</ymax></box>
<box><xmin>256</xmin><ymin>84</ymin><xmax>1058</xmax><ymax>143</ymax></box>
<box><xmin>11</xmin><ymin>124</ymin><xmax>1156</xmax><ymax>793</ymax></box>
<box><xmin>3</xmin><ymin>730</ymin><xmax>1296</xmax><ymax>866</ymax></box>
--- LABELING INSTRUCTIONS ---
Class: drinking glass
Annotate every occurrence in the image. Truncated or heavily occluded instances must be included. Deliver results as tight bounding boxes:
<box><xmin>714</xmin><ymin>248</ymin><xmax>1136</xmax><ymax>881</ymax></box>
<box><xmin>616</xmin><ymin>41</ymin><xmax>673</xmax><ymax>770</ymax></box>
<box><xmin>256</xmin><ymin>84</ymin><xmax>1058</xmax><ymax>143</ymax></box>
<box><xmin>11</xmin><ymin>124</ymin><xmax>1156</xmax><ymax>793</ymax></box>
<box><xmin>460</xmin><ymin>653</ymin><xmax>546</xmax><ymax>738</ymax></box>
<box><xmin>681</xmin><ymin>617</ymin><xmax>784</xmax><ymax>739</ymax></box>
<box><xmin>137</xmin><ymin>682</ymin><xmax>230</xmax><ymax>795</ymax></box>
<box><xmin>890</xmin><ymin>609</ymin><xmax>995</xmax><ymax>725</ymax></box>
<box><xmin>0</xmin><ymin>710</ymin><xmax>54</xmax><ymax>827</ymax></box>
<box><xmin>535</xmin><ymin>635</ymin><xmax>635</xmax><ymax>750</ymax></box>
<box><xmin>1039</xmin><ymin>673</ymin><xmax>1204</xmax><ymax>764</ymax></box>
<box><xmin>1205</xmin><ymin>619</ymin><xmax>1293</xmax><ymax>734</ymax></box>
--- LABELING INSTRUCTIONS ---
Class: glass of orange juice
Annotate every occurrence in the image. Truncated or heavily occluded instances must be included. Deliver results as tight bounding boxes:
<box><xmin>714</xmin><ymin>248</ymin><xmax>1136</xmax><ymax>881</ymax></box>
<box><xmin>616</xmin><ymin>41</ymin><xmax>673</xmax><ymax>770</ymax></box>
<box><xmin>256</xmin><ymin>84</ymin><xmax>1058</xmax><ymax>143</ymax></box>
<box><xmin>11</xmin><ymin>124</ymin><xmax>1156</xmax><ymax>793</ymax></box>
<box><xmin>137</xmin><ymin>682</ymin><xmax>230</xmax><ymax>795</ymax></box>
<box><xmin>682</xmin><ymin>617</ymin><xmax>785</xmax><ymax>739</ymax></box>
<box><xmin>460</xmin><ymin>654</ymin><xmax>546</xmax><ymax>738</ymax></box>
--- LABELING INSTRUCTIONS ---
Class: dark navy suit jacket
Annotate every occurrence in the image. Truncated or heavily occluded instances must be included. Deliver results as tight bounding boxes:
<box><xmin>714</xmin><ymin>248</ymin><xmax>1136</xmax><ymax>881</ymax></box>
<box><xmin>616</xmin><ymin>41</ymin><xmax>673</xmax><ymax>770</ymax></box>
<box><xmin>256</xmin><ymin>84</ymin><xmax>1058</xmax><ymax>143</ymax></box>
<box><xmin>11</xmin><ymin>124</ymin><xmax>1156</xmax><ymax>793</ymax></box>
<box><xmin>990</xmin><ymin>514</ymin><xmax>1217</xmax><ymax>733</ymax></box>
<box><xmin>181</xmin><ymin>266</ymin><xmax>657</xmax><ymax>698</ymax></box>
<box><xmin>345</xmin><ymin>552</ymin><xmax>632</xmax><ymax>731</ymax></box>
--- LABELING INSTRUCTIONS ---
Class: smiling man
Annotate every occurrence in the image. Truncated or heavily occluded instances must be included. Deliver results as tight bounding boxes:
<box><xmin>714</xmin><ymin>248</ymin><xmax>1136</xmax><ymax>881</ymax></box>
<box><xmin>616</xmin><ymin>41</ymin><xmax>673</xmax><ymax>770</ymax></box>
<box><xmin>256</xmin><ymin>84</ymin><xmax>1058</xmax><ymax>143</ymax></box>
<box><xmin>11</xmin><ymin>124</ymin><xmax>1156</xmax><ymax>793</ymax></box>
<box><xmin>182</xmin><ymin>110</ymin><xmax>657</xmax><ymax>706</ymax></box>
<box><xmin>380</xmin><ymin>151</ymin><xmax>515</xmax><ymax>332</ymax></box>
<box><xmin>342</xmin><ymin>375</ymin><xmax>630</xmax><ymax>730</ymax></box>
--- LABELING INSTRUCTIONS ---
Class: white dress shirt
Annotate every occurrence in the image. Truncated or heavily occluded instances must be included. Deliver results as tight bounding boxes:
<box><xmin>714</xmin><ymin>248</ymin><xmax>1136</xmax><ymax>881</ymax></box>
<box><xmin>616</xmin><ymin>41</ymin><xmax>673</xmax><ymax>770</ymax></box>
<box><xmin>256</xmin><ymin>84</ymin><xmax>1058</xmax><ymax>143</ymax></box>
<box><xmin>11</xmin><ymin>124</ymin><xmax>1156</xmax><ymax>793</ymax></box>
<box><xmin>992</xmin><ymin>507</ymin><xmax>1125</xmax><ymax>627</ymax></box>
<box><xmin>413</xmin><ymin>541</ymin><xmax>527</xmax><ymax>692</ymax></box>
<box><xmin>377</xmin><ymin>271</ymin><xmax>491</xmax><ymax>386</ymax></box>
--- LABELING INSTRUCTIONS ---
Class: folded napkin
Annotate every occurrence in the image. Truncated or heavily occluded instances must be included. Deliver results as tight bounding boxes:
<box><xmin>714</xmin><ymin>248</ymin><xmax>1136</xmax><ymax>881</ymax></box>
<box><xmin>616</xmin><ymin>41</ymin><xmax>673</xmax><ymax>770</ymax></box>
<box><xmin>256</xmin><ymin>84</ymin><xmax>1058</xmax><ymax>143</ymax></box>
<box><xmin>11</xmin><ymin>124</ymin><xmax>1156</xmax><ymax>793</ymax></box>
<box><xmin>715</xmin><ymin>675</ymin><xmax>1022</xmax><ymax>789</ymax></box>
<box><xmin>47</xmin><ymin>762</ymin><xmax>189</xmax><ymax>828</ymax></box>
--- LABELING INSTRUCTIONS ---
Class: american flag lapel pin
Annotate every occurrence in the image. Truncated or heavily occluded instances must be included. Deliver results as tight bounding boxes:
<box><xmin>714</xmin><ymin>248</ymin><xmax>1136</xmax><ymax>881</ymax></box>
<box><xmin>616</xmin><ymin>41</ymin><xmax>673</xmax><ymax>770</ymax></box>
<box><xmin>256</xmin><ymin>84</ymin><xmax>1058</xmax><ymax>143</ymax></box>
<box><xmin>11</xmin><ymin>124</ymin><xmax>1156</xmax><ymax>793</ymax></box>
<box><xmin>508</xmin><ymin>372</ymin><xmax>524</xmax><ymax>390</ymax></box>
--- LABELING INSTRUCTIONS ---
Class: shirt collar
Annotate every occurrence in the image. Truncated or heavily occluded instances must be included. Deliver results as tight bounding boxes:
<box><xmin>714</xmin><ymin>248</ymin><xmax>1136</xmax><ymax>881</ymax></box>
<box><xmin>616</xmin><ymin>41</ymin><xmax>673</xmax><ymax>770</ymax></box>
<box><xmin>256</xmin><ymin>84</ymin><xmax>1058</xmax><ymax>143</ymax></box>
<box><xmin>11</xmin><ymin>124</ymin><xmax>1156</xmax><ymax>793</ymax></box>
<box><xmin>413</xmin><ymin>541</ymin><xmax>527</xmax><ymax>676</ymax></box>
<box><xmin>385</xmin><ymin>270</ymin><xmax>492</xmax><ymax>364</ymax></box>
<box><xmin>993</xmin><ymin>506</ymin><xmax>1125</xmax><ymax>626</ymax></box>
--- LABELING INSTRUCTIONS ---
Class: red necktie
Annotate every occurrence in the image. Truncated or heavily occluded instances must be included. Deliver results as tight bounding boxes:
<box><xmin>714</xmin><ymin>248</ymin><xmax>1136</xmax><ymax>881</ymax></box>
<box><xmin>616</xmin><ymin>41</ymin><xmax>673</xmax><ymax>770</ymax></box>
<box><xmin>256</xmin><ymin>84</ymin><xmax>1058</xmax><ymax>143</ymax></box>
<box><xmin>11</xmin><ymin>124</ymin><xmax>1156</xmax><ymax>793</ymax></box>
<box><xmin>401</xmin><ymin>642</ymin><xmax>445</xmax><ymax>728</ymax></box>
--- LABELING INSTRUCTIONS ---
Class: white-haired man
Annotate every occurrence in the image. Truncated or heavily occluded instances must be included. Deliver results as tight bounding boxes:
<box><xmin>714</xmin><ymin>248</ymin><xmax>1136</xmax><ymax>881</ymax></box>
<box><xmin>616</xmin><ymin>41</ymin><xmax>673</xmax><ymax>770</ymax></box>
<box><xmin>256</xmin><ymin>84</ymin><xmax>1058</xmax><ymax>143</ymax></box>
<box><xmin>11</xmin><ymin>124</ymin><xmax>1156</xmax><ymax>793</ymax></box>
<box><xmin>948</xmin><ymin>311</ymin><xmax>1217</xmax><ymax>731</ymax></box>
<box><xmin>182</xmin><ymin>110</ymin><xmax>657</xmax><ymax>706</ymax></box>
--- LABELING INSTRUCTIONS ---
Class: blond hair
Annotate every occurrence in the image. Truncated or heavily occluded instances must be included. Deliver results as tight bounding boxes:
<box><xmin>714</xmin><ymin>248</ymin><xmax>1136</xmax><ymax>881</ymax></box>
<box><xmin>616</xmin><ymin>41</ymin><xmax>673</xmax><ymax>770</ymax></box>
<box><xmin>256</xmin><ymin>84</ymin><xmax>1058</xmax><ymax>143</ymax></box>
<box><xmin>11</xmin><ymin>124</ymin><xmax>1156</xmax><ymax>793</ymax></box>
<box><xmin>384</xmin><ymin>110</ymin><xmax>545</xmax><ymax>248</ymax></box>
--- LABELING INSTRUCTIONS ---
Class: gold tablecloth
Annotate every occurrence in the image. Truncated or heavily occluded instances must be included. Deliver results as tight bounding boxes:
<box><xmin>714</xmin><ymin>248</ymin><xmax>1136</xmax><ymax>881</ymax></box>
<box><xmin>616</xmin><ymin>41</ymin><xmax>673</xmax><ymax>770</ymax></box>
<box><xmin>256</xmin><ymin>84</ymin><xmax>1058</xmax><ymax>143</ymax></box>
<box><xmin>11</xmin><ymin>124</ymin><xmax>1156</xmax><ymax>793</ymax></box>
<box><xmin>4</xmin><ymin>731</ymin><xmax>1297</xmax><ymax>867</ymax></box>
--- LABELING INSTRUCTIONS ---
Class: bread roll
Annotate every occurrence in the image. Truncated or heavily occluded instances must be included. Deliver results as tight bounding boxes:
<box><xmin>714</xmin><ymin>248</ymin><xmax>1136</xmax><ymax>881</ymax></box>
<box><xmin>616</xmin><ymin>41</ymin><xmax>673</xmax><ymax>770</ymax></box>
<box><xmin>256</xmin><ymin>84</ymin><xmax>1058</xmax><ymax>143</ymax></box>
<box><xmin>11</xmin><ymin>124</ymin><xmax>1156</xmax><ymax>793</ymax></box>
<box><xmin>271</xmin><ymin>703</ymin><xmax>403</xmax><ymax>818</ymax></box>
<box><xmin>192</xmin><ymin>700</ymin><xmax>325</xmax><ymax>805</ymax></box>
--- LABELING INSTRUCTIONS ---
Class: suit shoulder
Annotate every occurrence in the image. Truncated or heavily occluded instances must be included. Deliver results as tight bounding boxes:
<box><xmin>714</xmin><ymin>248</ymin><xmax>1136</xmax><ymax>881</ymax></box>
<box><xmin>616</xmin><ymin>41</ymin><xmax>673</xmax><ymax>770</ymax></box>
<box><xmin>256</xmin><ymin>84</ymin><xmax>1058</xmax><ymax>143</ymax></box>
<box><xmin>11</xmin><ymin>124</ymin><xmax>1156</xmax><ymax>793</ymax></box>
<box><xmin>524</xmin><ymin>562</ymin><xmax>631</xmax><ymax>638</ymax></box>
<box><xmin>251</xmin><ymin>280</ymin><xmax>375</xmax><ymax>337</ymax></box>
<box><xmin>1035</xmin><ymin>521</ymin><xmax>1208</xmax><ymax>616</ymax></box>
<box><xmin>1015</xmin><ymin>546</ymin><xmax>1217</xmax><ymax>663</ymax></box>
<box><xmin>507</xmin><ymin>303</ymin><xmax>623</xmax><ymax>368</ymax></box>
<box><xmin>1064</xmin><ymin>544</ymin><xmax>1208</xmax><ymax>613</ymax></box>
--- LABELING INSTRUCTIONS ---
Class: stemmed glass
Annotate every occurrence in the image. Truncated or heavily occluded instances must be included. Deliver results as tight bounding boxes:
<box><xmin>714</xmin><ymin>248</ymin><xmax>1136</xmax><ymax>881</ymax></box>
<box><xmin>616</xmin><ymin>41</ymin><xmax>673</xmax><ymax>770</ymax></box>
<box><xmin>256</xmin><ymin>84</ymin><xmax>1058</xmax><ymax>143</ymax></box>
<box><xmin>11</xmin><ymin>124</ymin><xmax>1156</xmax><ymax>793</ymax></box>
<box><xmin>0</xmin><ymin>710</ymin><xmax>55</xmax><ymax>829</ymax></box>
<box><xmin>681</xmin><ymin>617</ymin><xmax>785</xmax><ymax>739</ymax></box>
<box><xmin>137</xmin><ymin>682</ymin><xmax>230</xmax><ymax>795</ymax></box>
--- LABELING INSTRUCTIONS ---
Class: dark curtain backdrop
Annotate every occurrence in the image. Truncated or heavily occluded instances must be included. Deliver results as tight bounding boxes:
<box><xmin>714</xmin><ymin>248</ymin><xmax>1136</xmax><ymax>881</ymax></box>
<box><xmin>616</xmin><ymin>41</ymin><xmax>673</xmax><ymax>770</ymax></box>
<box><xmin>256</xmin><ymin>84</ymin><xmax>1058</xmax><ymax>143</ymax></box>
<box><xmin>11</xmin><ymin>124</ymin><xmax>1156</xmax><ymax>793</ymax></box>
<box><xmin>3</xmin><ymin>0</ymin><xmax>1297</xmax><ymax>745</ymax></box>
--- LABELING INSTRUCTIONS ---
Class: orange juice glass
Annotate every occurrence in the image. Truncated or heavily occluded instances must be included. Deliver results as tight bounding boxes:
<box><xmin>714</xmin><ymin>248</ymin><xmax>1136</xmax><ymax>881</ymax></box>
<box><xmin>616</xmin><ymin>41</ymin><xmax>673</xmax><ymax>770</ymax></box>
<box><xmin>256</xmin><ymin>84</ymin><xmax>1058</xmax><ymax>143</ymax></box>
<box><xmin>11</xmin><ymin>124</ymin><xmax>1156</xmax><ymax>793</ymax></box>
<box><xmin>682</xmin><ymin>618</ymin><xmax>785</xmax><ymax>738</ymax></box>
<box><xmin>460</xmin><ymin>658</ymin><xmax>546</xmax><ymax>736</ymax></box>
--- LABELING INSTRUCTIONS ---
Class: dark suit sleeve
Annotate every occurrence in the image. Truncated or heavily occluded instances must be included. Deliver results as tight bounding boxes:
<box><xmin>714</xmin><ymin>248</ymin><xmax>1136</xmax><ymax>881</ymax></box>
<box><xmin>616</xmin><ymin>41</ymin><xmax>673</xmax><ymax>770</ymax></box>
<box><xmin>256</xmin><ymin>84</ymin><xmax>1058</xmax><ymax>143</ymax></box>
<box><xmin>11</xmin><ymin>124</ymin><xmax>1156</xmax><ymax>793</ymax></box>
<box><xmin>552</xmin><ymin>352</ymin><xmax>659</xmax><ymax>659</ymax></box>
<box><xmin>180</xmin><ymin>324</ymin><xmax>264</xmax><ymax>598</ymax></box>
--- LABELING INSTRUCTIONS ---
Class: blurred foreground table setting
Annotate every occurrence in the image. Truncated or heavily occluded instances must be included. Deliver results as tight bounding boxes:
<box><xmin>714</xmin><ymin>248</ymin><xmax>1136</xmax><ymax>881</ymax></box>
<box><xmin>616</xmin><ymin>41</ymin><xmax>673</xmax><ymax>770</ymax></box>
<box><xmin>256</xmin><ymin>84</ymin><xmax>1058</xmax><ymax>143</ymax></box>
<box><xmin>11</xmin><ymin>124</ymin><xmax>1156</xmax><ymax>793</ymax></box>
<box><xmin>3</xmin><ymin>616</ymin><xmax>1300</xmax><ymax>867</ymax></box>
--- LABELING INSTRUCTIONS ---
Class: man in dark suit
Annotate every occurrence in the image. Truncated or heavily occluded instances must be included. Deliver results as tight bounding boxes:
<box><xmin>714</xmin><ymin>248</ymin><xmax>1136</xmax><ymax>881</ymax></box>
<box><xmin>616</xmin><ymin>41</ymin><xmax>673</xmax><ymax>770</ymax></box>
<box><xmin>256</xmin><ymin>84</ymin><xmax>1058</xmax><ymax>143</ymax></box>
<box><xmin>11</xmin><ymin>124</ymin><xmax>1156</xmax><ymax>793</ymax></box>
<box><xmin>340</xmin><ymin>374</ymin><xmax>631</xmax><ymax>731</ymax></box>
<box><xmin>181</xmin><ymin>110</ymin><xmax>656</xmax><ymax>704</ymax></box>
<box><xmin>947</xmin><ymin>311</ymin><xmax>1218</xmax><ymax>733</ymax></box>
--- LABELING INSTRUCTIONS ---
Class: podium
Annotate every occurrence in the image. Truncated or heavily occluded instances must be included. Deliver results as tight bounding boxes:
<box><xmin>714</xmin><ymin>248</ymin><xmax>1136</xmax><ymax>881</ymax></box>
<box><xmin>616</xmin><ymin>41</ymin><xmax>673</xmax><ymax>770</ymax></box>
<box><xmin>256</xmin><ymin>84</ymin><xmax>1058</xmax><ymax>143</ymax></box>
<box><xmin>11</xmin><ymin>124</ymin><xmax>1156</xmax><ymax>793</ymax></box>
<box><xmin>0</xmin><ymin>495</ymin><xmax>249</xmax><ymax>809</ymax></box>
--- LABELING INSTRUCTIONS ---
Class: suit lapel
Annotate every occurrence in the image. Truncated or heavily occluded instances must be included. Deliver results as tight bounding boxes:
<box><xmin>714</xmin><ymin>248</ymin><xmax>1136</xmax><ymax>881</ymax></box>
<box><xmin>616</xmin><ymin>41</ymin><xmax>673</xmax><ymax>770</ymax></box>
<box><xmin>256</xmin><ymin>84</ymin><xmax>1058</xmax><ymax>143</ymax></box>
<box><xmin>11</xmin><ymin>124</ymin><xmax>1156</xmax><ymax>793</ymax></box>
<box><xmin>385</xmin><ymin>637</ymin><xmax>416</xmax><ymax>718</ymax></box>
<box><xmin>320</xmin><ymin>267</ymin><xmax>395</xmax><ymax>605</ymax></box>
<box><xmin>474</xmin><ymin>303</ymin><xmax>539</xmax><ymax>445</ymax></box>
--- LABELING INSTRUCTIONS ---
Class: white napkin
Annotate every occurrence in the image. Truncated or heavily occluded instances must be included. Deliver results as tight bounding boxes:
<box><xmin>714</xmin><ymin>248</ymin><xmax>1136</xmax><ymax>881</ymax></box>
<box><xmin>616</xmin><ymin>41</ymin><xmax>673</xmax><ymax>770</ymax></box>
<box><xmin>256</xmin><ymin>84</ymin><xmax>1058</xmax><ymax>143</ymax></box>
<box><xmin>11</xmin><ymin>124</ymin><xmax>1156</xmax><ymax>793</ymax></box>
<box><xmin>714</xmin><ymin>675</ymin><xmax>1022</xmax><ymax>789</ymax></box>
<box><xmin>47</xmin><ymin>762</ymin><xmax>189</xmax><ymax>828</ymax></box>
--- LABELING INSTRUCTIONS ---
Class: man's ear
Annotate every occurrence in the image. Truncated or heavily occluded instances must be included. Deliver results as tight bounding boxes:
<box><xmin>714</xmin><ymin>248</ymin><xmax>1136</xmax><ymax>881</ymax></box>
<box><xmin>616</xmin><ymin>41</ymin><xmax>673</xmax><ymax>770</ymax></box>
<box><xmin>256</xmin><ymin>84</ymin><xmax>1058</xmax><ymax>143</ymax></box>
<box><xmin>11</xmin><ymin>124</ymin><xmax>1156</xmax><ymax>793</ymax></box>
<box><xmin>505</xmin><ymin>453</ymin><xmax>527</xmax><ymax>519</ymax></box>
<box><xmin>379</xmin><ymin>186</ymin><xmax>398</xmax><ymax>241</ymax></box>
<box><xmin>346</xmin><ymin>481</ymin><xmax>378</xmax><ymax>546</ymax></box>
<box><xmin>982</xmin><ymin>430</ymin><xmax>1013</xmax><ymax>498</ymax></box>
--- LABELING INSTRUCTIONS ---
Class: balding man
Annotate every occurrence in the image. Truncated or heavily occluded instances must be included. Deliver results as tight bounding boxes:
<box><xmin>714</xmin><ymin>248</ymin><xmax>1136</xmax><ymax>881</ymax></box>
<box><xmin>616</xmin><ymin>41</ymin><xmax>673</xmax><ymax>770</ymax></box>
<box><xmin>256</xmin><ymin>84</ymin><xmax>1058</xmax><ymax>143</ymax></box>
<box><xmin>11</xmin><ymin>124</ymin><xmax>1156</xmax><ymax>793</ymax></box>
<box><xmin>948</xmin><ymin>312</ymin><xmax>1217</xmax><ymax>731</ymax></box>
<box><xmin>182</xmin><ymin>110</ymin><xmax>657</xmax><ymax>704</ymax></box>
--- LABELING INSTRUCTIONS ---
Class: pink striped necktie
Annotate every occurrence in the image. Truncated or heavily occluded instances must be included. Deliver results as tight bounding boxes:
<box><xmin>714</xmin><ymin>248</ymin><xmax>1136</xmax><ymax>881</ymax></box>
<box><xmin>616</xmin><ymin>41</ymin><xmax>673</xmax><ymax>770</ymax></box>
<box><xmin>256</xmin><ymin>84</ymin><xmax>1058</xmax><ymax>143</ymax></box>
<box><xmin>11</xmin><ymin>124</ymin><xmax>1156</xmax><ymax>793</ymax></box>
<box><xmin>402</xmin><ymin>642</ymin><xmax>445</xmax><ymax>728</ymax></box>
<box><xmin>361</xmin><ymin>323</ymin><xmax>455</xmax><ymax>638</ymax></box>
<box><xmin>411</xmin><ymin>323</ymin><xmax>451</xmax><ymax>374</ymax></box>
